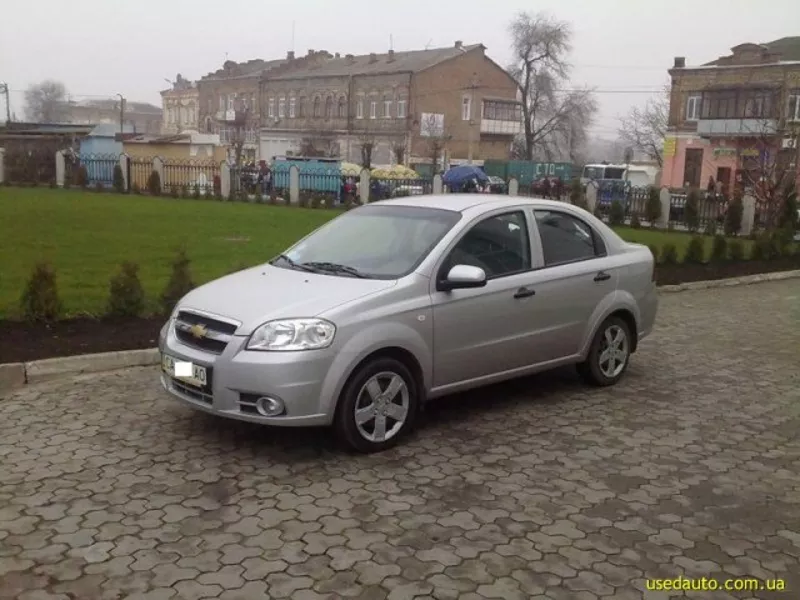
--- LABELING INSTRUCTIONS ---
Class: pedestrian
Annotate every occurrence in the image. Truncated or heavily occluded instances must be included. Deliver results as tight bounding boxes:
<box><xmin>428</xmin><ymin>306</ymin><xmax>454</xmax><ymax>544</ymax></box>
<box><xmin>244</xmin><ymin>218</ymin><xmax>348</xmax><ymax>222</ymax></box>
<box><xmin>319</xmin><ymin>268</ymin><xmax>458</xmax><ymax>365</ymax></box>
<box><xmin>542</xmin><ymin>177</ymin><xmax>551</xmax><ymax>199</ymax></box>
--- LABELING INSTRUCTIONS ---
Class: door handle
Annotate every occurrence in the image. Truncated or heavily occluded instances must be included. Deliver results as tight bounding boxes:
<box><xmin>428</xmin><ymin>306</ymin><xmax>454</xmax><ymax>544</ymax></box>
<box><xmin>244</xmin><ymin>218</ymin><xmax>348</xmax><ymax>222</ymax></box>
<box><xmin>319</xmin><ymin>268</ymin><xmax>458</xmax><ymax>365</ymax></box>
<box><xmin>513</xmin><ymin>287</ymin><xmax>536</xmax><ymax>299</ymax></box>
<box><xmin>594</xmin><ymin>271</ymin><xmax>611</xmax><ymax>282</ymax></box>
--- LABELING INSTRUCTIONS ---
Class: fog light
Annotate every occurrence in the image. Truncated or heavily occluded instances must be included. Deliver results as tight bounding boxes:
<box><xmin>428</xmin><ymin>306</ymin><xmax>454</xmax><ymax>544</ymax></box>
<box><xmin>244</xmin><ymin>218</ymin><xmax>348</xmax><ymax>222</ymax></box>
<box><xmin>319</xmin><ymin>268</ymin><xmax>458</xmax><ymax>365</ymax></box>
<box><xmin>255</xmin><ymin>396</ymin><xmax>285</xmax><ymax>417</ymax></box>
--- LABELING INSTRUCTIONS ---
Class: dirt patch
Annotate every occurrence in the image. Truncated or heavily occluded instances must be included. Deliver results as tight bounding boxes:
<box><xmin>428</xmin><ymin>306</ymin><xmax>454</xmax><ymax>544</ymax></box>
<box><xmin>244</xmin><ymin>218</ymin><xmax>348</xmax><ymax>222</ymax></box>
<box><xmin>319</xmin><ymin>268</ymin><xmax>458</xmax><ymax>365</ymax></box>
<box><xmin>1</xmin><ymin>258</ymin><xmax>798</xmax><ymax>363</ymax></box>
<box><xmin>655</xmin><ymin>257</ymin><xmax>799</xmax><ymax>286</ymax></box>
<box><xmin>0</xmin><ymin>316</ymin><xmax>164</xmax><ymax>363</ymax></box>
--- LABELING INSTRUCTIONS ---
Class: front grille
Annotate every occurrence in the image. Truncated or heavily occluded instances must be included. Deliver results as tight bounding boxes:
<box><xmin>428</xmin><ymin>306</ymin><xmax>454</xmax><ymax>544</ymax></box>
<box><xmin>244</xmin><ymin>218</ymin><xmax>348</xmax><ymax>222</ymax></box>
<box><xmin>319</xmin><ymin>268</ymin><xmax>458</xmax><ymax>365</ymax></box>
<box><xmin>174</xmin><ymin>310</ymin><xmax>239</xmax><ymax>354</ymax></box>
<box><xmin>239</xmin><ymin>393</ymin><xmax>261</xmax><ymax>415</ymax></box>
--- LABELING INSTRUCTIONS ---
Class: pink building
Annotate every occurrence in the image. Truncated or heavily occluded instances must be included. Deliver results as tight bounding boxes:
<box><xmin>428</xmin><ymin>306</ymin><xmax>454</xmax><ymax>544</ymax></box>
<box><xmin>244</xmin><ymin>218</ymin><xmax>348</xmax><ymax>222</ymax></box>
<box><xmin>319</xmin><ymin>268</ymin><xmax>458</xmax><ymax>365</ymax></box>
<box><xmin>662</xmin><ymin>39</ymin><xmax>800</xmax><ymax>195</ymax></box>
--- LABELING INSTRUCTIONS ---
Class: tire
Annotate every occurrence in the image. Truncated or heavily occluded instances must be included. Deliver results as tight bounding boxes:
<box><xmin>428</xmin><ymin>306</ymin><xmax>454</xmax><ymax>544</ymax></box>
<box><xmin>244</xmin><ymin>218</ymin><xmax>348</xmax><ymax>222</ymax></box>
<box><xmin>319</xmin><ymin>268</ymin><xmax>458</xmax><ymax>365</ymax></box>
<box><xmin>577</xmin><ymin>316</ymin><xmax>632</xmax><ymax>387</ymax></box>
<box><xmin>334</xmin><ymin>357</ymin><xmax>420</xmax><ymax>453</ymax></box>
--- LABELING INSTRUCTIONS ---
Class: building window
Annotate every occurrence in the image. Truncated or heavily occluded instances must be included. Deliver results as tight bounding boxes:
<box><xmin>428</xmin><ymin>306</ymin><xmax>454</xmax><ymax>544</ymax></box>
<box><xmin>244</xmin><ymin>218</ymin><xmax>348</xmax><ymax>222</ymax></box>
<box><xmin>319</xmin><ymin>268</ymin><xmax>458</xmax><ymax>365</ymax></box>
<box><xmin>482</xmin><ymin>101</ymin><xmax>522</xmax><ymax>121</ymax></box>
<box><xmin>219</xmin><ymin>95</ymin><xmax>225</xmax><ymax>111</ymax></box>
<box><xmin>789</xmin><ymin>92</ymin><xmax>800</xmax><ymax>122</ymax></box>
<box><xmin>383</xmin><ymin>98</ymin><xmax>392</xmax><ymax>118</ymax></box>
<box><xmin>227</xmin><ymin>94</ymin><xmax>236</xmax><ymax>110</ymax></box>
<box><xmin>337</xmin><ymin>97</ymin><xmax>347</xmax><ymax>118</ymax></box>
<box><xmin>325</xmin><ymin>96</ymin><xmax>334</xmax><ymax>118</ymax></box>
<box><xmin>298</xmin><ymin>97</ymin><xmax>306</xmax><ymax>118</ymax></box>
<box><xmin>370</xmin><ymin>100</ymin><xmax>377</xmax><ymax>119</ymax></box>
<box><xmin>356</xmin><ymin>99</ymin><xmax>364</xmax><ymax>119</ymax></box>
<box><xmin>313</xmin><ymin>97</ymin><xmax>322</xmax><ymax>118</ymax></box>
<box><xmin>686</xmin><ymin>95</ymin><xmax>701</xmax><ymax>121</ymax></box>
<box><xmin>462</xmin><ymin>96</ymin><xmax>471</xmax><ymax>121</ymax></box>
<box><xmin>397</xmin><ymin>99</ymin><xmax>406</xmax><ymax>119</ymax></box>
<box><xmin>251</xmin><ymin>94</ymin><xmax>257</xmax><ymax>111</ymax></box>
<box><xmin>289</xmin><ymin>97</ymin><xmax>296</xmax><ymax>118</ymax></box>
<box><xmin>268</xmin><ymin>98</ymin><xmax>275</xmax><ymax>119</ymax></box>
<box><xmin>278</xmin><ymin>97</ymin><xmax>286</xmax><ymax>119</ymax></box>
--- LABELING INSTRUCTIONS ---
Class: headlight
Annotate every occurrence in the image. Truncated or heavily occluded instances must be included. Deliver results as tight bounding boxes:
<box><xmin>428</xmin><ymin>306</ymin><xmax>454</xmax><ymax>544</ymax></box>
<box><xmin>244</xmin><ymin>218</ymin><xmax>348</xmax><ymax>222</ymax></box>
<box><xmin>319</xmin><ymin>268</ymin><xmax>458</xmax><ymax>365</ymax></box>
<box><xmin>247</xmin><ymin>318</ymin><xmax>336</xmax><ymax>351</ymax></box>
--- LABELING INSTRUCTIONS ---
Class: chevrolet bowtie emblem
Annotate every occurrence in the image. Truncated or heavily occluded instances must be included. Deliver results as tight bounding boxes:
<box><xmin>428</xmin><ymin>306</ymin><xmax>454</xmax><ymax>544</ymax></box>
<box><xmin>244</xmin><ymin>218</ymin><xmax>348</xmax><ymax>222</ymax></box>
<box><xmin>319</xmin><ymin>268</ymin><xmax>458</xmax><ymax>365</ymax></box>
<box><xmin>189</xmin><ymin>323</ymin><xmax>208</xmax><ymax>339</ymax></box>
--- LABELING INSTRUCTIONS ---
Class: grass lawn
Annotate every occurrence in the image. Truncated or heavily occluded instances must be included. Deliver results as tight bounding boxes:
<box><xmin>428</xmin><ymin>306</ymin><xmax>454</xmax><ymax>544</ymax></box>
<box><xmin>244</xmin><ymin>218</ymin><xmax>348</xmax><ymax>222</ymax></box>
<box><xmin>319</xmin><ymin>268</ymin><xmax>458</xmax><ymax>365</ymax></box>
<box><xmin>0</xmin><ymin>188</ymin><xmax>758</xmax><ymax>319</ymax></box>
<box><xmin>616</xmin><ymin>226</ymin><xmax>752</xmax><ymax>257</ymax></box>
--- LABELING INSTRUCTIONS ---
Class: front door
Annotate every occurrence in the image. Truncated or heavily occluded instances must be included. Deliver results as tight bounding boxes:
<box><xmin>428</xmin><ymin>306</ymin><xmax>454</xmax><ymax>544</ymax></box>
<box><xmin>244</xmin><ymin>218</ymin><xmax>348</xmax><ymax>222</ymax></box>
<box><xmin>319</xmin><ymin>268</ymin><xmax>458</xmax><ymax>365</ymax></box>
<box><xmin>683</xmin><ymin>148</ymin><xmax>703</xmax><ymax>188</ymax></box>
<box><xmin>431</xmin><ymin>210</ymin><xmax>540</xmax><ymax>388</ymax></box>
<box><xmin>716</xmin><ymin>167</ymin><xmax>731</xmax><ymax>195</ymax></box>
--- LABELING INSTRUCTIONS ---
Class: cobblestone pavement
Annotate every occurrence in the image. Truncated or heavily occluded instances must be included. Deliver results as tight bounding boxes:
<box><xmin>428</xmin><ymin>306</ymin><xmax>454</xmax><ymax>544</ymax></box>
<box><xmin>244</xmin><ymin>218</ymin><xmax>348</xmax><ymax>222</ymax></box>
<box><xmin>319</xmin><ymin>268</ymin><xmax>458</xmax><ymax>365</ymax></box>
<box><xmin>1</xmin><ymin>281</ymin><xmax>799</xmax><ymax>600</ymax></box>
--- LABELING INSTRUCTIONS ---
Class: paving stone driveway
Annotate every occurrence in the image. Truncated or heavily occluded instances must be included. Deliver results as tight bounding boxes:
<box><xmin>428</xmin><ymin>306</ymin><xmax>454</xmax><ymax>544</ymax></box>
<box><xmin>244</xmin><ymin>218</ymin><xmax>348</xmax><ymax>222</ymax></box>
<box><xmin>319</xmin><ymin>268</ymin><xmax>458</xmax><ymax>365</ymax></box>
<box><xmin>1</xmin><ymin>281</ymin><xmax>799</xmax><ymax>600</ymax></box>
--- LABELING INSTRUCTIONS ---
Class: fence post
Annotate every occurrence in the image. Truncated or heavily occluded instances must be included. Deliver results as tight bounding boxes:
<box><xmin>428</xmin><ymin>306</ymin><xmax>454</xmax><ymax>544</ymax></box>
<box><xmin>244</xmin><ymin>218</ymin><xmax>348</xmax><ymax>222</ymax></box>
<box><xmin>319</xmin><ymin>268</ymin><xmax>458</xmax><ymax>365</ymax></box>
<box><xmin>220</xmin><ymin>162</ymin><xmax>232</xmax><ymax>200</ymax></box>
<box><xmin>119</xmin><ymin>154</ymin><xmax>129</xmax><ymax>192</ymax></box>
<box><xmin>359</xmin><ymin>168</ymin><xmax>370</xmax><ymax>204</ymax></box>
<box><xmin>0</xmin><ymin>148</ymin><xmax>4</xmax><ymax>185</ymax></box>
<box><xmin>741</xmin><ymin>194</ymin><xmax>756</xmax><ymax>236</ymax></box>
<box><xmin>657</xmin><ymin>187</ymin><xmax>671</xmax><ymax>229</ymax></box>
<box><xmin>508</xmin><ymin>177</ymin><xmax>519</xmax><ymax>196</ymax></box>
<box><xmin>152</xmin><ymin>157</ymin><xmax>165</xmax><ymax>194</ymax></box>
<box><xmin>55</xmin><ymin>150</ymin><xmax>66</xmax><ymax>187</ymax></box>
<box><xmin>433</xmin><ymin>174</ymin><xmax>443</xmax><ymax>195</ymax></box>
<box><xmin>289</xmin><ymin>165</ymin><xmax>300</xmax><ymax>205</ymax></box>
<box><xmin>585</xmin><ymin>182</ymin><xmax>598</xmax><ymax>213</ymax></box>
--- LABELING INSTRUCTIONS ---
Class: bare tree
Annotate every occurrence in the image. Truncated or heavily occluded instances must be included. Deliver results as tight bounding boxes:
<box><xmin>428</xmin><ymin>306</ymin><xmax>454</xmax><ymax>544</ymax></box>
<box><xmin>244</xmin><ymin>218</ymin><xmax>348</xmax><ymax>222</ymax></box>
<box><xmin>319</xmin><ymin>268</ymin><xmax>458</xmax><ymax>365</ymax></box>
<box><xmin>24</xmin><ymin>80</ymin><xmax>68</xmax><ymax>123</ymax></box>
<box><xmin>738</xmin><ymin>118</ymin><xmax>799</xmax><ymax>228</ymax></box>
<box><xmin>419</xmin><ymin>113</ymin><xmax>451</xmax><ymax>173</ymax></box>
<box><xmin>392</xmin><ymin>141</ymin><xmax>406</xmax><ymax>166</ymax></box>
<box><xmin>298</xmin><ymin>128</ymin><xmax>340</xmax><ymax>158</ymax></box>
<box><xmin>357</xmin><ymin>130</ymin><xmax>376</xmax><ymax>169</ymax></box>
<box><xmin>617</xmin><ymin>87</ymin><xmax>668</xmax><ymax>166</ymax></box>
<box><xmin>508</xmin><ymin>12</ymin><xmax>597</xmax><ymax>161</ymax></box>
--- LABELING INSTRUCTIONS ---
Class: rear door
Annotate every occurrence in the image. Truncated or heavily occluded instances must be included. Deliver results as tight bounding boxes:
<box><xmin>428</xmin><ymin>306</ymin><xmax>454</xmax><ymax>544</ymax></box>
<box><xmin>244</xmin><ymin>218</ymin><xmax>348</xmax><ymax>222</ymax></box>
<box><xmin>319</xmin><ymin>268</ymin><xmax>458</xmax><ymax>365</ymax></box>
<box><xmin>523</xmin><ymin>209</ymin><xmax>619</xmax><ymax>362</ymax></box>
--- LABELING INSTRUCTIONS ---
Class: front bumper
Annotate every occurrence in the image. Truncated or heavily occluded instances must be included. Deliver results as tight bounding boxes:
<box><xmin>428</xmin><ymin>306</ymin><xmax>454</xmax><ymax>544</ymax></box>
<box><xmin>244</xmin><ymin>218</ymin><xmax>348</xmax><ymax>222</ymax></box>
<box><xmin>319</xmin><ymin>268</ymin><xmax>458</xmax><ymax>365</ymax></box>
<box><xmin>158</xmin><ymin>320</ymin><xmax>334</xmax><ymax>427</ymax></box>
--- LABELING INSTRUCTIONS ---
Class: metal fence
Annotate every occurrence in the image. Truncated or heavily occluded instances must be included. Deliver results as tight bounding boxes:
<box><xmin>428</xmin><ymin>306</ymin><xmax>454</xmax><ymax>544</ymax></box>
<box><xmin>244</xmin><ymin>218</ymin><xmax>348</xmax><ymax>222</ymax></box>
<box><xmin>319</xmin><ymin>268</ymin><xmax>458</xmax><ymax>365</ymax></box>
<box><xmin>371</xmin><ymin>178</ymin><xmax>434</xmax><ymax>200</ymax></box>
<box><xmin>162</xmin><ymin>159</ymin><xmax>220</xmax><ymax>195</ymax></box>
<box><xmin>129</xmin><ymin>157</ymin><xmax>153</xmax><ymax>192</ymax></box>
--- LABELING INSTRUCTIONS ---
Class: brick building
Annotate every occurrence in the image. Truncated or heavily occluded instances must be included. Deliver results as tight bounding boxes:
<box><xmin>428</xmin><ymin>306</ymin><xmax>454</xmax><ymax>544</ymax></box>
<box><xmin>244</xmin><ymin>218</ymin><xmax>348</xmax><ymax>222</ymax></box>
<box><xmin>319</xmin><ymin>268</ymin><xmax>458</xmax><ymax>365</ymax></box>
<box><xmin>197</xmin><ymin>59</ymin><xmax>288</xmax><ymax>161</ymax></box>
<box><xmin>662</xmin><ymin>37</ymin><xmax>800</xmax><ymax>192</ymax></box>
<box><xmin>259</xmin><ymin>42</ymin><xmax>521</xmax><ymax>168</ymax></box>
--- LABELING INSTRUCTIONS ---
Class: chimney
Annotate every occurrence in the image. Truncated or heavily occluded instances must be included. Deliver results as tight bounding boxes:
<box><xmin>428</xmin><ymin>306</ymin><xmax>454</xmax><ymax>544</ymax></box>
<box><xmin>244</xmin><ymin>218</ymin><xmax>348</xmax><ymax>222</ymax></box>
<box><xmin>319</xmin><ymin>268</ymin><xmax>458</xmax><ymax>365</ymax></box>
<box><xmin>345</xmin><ymin>54</ymin><xmax>355</xmax><ymax>65</ymax></box>
<box><xmin>454</xmin><ymin>40</ymin><xmax>463</xmax><ymax>49</ymax></box>
<box><xmin>388</xmin><ymin>49</ymin><xmax>395</xmax><ymax>62</ymax></box>
<box><xmin>287</xmin><ymin>50</ymin><xmax>295</xmax><ymax>60</ymax></box>
<box><xmin>673</xmin><ymin>56</ymin><xmax>686</xmax><ymax>68</ymax></box>
<box><xmin>369</xmin><ymin>53</ymin><xmax>378</xmax><ymax>64</ymax></box>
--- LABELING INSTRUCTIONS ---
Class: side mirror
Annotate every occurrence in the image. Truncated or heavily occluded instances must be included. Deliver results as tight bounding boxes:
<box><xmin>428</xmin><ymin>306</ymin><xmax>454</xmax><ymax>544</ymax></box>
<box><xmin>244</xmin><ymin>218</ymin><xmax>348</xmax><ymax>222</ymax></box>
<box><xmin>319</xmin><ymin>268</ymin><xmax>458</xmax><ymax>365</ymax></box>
<box><xmin>438</xmin><ymin>264</ymin><xmax>487</xmax><ymax>291</ymax></box>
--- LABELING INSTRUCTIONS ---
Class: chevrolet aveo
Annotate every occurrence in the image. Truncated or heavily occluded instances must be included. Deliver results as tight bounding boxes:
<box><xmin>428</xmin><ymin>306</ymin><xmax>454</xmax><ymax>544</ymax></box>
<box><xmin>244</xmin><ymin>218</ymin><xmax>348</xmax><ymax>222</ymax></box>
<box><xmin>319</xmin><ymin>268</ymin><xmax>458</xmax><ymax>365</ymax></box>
<box><xmin>159</xmin><ymin>195</ymin><xmax>658</xmax><ymax>453</ymax></box>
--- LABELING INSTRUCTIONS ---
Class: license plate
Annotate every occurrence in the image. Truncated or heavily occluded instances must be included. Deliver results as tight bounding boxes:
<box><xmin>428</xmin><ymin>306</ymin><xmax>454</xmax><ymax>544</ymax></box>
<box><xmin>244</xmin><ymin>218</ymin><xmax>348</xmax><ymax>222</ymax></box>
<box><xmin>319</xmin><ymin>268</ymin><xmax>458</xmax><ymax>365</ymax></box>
<box><xmin>162</xmin><ymin>354</ymin><xmax>207</xmax><ymax>387</ymax></box>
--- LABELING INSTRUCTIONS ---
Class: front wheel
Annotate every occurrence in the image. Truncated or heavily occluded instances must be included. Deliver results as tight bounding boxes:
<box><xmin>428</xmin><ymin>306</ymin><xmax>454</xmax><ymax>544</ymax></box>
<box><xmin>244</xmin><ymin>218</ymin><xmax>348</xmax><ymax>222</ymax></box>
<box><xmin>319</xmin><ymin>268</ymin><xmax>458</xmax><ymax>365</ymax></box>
<box><xmin>577</xmin><ymin>316</ymin><xmax>632</xmax><ymax>387</ymax></box>
<box><xmin>334</xmin><ymin>357</ymin><xmax>419</xmax><ymax>453</ymax></box>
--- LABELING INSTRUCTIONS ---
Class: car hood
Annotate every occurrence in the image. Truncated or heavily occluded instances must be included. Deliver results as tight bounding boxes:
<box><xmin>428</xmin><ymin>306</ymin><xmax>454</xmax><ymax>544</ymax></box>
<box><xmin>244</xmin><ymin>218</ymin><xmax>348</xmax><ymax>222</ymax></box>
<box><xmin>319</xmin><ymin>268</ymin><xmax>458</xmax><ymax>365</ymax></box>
<box><xmin>176</xmin><ymin>264</ymin><xmax>397</xmax><ymax>335</ymax></box>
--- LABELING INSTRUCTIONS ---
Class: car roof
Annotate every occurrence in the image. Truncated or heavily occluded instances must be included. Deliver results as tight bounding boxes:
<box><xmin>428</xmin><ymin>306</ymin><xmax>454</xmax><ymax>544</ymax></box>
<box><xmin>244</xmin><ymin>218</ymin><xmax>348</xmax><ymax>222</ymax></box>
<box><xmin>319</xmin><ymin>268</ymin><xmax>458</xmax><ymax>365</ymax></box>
<box><xmin>373</xmin><ymin>194</ymin><xmax>572</xmax><ymax>214</ymax></box>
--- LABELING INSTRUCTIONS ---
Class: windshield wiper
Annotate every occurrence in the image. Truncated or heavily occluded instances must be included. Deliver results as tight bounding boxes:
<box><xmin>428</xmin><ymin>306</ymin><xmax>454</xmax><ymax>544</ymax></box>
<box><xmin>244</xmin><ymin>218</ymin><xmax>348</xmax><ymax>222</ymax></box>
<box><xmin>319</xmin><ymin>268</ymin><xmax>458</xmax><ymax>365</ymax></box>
<box><xmin>300</xmin><ymin>261</ymin><xmax>368</xmax><ymax>278</ymax></box>
<box><xmin>271</xmin><ymin>254</ymin><xmax>319</xmax><ymax>273</ymax></box>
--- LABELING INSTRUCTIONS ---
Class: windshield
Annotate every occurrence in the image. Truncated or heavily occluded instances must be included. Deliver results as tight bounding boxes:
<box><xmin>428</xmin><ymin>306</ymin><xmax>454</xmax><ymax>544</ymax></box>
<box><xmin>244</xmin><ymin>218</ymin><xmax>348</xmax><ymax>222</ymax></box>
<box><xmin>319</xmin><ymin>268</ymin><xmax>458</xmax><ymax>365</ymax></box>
<box><xmin>583</xmin><ymin>166</ymin><xmax>605</xmax><ymax>179</ymax></box>
<box><xmin>273</xmin><ymin>205</ymin><xmax>461</xmax><ymax>279</ymax></box>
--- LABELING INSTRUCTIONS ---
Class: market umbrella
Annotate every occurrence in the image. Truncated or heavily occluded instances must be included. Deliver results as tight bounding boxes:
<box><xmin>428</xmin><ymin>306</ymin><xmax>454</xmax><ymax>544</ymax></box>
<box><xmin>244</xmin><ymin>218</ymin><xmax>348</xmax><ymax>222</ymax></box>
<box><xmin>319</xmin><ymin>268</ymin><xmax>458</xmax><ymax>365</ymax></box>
<box><xmin>442</xmin><ymin>165</ymin><xmax>489</xmax><ymax>187</ymax></box>
<box><xmin>340</xmin><ymin>162</ymin><xmax>363</xmax><ymax>176</ymax></box>
<box><xmin>371</xmin><ymin>165</ymin><xmax>419</xmax><ymax>180</ymax></box>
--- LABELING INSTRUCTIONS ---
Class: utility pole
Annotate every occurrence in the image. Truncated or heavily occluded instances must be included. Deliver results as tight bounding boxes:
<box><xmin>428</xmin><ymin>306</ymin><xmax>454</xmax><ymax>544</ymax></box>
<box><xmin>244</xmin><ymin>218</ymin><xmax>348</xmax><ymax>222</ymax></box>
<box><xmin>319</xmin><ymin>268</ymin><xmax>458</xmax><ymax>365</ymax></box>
<box><xmin>116</xmin><ymin>94</ymin><xmax>125</xmax><ymax>135</ymax></box>
<box><xmin>0</xmin><ymin>83</ymin><xmax>10</xmax><ymax>123</ymax></box>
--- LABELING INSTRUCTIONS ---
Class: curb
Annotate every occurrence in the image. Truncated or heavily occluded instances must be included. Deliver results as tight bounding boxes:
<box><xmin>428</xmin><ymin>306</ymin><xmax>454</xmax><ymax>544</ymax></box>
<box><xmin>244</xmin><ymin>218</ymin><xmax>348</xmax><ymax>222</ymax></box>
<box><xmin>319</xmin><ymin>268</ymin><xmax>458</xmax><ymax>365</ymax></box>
<box><xmin>1</xmin><ymin>348</ymin><xmax>159</xmax><ymax>395</ymax></box>
<box><xmin>1</xmin><ymin>269</ymin><xmax>799</xmax><ymax>394</ymax></box>
<box><xmin>658</xmin><ymin>269</ymin><xmax>800</xmax><ymax>293</ymax></box>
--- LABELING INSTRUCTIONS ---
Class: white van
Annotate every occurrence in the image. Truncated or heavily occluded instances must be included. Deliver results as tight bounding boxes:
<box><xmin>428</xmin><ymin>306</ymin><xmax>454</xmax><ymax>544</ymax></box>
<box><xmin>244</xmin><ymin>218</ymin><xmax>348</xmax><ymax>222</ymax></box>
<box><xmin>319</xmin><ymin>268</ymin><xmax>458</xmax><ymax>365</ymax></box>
<box><xmin>581</xmin><ymin>163</ymin><xmax>659</xmax><ymax>187</ymax></box>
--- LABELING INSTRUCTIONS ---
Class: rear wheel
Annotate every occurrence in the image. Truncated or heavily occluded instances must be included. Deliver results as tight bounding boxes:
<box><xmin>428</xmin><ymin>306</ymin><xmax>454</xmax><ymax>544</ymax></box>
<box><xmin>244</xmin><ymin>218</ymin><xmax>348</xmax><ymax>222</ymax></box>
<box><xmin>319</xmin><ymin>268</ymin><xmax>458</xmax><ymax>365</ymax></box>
<box><xmin>334</xmin><ymin>357</ymin><xmax>419</xmax><ymax>453</ymax></box>
<box><xmin>577</xmin><ymin>316</ymin><xmax>631</xmax><ymax>387</ymax></box>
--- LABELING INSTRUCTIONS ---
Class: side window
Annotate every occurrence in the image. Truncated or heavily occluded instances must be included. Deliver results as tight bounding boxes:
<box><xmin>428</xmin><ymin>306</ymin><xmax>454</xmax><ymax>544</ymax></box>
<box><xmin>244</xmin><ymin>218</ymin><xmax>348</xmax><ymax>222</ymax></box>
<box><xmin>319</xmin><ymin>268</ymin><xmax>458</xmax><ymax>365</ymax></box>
<box><xmin>534</xmin><ymin>210</ymin><xmax>605</xmax><ymax>266</ymax></box>
<box><xmin>444</xmin><ymin>211</ymin><xmax>531</xmax><ymax>279</ymax></box>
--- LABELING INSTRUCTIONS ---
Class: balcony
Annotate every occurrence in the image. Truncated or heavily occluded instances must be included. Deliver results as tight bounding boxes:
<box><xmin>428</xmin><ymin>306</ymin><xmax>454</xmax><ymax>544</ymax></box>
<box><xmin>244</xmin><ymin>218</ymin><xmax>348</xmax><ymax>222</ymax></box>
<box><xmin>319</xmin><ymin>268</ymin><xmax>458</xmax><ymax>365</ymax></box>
<box><xmin>696</xmin><ymin>118</ymin><xmax>778</xmax><ymax>138</ymax></box>
<box><xmin>480</xmin><ymin>119</ymin><xmax>522</xmax><ymax>136</ymax></box>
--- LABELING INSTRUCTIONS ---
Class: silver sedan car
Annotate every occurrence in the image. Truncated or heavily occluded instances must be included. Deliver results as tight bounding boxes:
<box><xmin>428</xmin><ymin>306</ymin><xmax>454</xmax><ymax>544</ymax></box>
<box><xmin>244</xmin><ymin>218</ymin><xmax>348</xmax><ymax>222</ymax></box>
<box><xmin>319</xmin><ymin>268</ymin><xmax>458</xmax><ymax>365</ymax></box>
<box><xmin>159</xmin><ymin>195</ymin><xmax>658</xmax><ymax>453</ymax></box>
